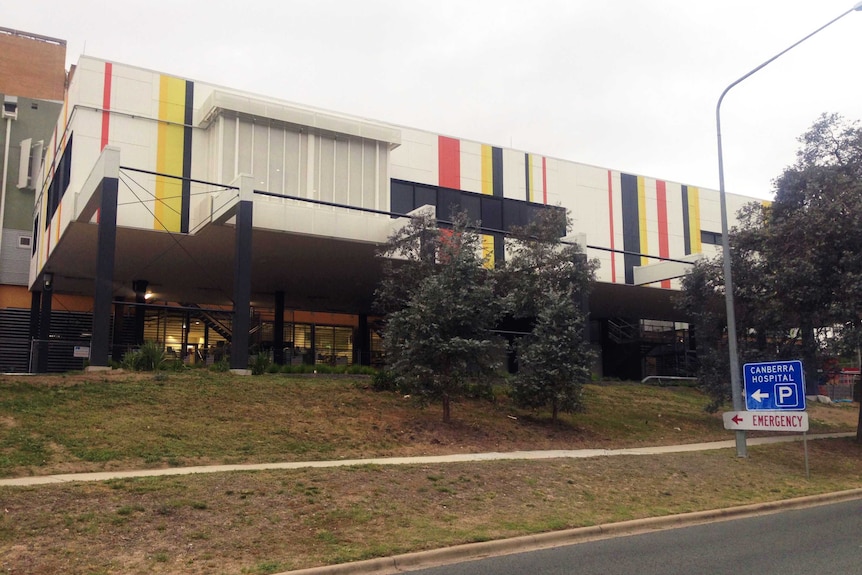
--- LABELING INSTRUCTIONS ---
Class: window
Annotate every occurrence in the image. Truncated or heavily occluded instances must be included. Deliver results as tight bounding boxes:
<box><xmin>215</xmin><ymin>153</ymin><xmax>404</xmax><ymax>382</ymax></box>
<box><xmin>701</xmin><ymin>230</ymin><xmax>722</xmax><ymax>246</ymax></box>
<box><xmin>32</xmin><ymin>215</ymin><xmax>39</xmax><ymax>255</ymax></box>
<box><xmin>17</xmin><ymin>235</ymin><xmax>32</xmax><ymax>249</ymax></box>
<box><xmin>390</xmin><ymin>181</ymin><xmax>414</xmax><ymax>215</ymax></box>
<box><xmin>480</xmin><ymin>196</ymin><xmax>503</xmax><ymax>231</ymax></box>
<box><xmin>390</xmin><ymin>179</ymin><xmax>564</xmax><ymax>236</ymax></box>
<box><xmin>46</xmin><ymin>134</ymin><xmax>73</xmax><ymax>226</ymax></box>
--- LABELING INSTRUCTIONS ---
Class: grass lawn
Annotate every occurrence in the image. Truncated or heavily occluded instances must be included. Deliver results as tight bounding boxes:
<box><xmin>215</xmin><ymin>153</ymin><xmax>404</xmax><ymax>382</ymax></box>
<box><xmin>1</xmin><ymin>370</ymin><xmax>860</xmax><ymax>574</ymax></box>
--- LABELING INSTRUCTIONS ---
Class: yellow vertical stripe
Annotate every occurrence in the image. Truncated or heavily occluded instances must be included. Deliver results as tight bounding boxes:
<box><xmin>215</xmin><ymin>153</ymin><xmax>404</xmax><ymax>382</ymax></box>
<box><xmin>481</xmin><ymin>145</ymin><xmax>493</xmax><ymax>195</ymax></box>
<box><xmin>155</xmin><ymin>75</ymin><xmax>187</xmax><ymax>232</ymax></box>
<box><xmin>637</xmin><ymin>176</ymin><xmax>648</xmax><ymax>266</ymax></box>
<box><xmin>482</xmin><ymin>234</ymin><xmax>495</xmax><ymax>269</ymax></box>
<box><xmin>688</xmin><ymin>186</ymin><xmax>702</xmax><ymax>253</ymax></box>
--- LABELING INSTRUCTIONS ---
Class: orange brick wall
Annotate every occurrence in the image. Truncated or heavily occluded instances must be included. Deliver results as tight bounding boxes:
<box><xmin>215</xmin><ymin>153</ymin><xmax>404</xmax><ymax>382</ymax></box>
<box><xmin>0</xmin><ymin>29</ymin><xmax>66</xmax><ymax>100</ymax></box>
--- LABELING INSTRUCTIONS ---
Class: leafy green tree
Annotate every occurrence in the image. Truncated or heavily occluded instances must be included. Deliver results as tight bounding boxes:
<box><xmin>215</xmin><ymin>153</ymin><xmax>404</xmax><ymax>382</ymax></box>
<box><xmin>503</xmin><ymin>209</ymin><xmax>597</xmax><ymax>422</ymax></box>
<box><xmin>376</xmin><ymin>211</ymin><xmax>505</xmax><ymax>422</ymax></box>
<box><xmin>678</xmin><ymin>114</ymin><xmax>862</xmax><ymax>439</ymax></box>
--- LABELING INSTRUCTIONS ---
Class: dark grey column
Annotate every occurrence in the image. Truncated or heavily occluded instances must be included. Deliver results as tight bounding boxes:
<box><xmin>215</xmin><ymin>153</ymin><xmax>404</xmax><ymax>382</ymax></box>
<box><xmin>112</xmin><ymin>300</ymin><xmax>125</xmax><ymax>362</ymax></box>
<box><xmin>90</xmin><ymin>176</ymin><xmax>119</xmax><ymax>368</ymax></box>
<box><xmin>29</xmin><ymin>290</ymin><xmax>40</xmax><ymax>340</ymax></box>
<box><xmin>230</xmin><ymin>195</ymin><xmax>253</xmax><ymax>371</ymax></box>
<box><xmin>182</xmin><ymin>311</ymin><xmax>190</xmax><ymax>362</ymax></box>
<box><xmin>354</xmin><ymin>314</ymin><xmax>370</xmax><ymax>366</ymax></box>
<box><xmin>309</xmin><ymin>323</ymin><xmax>316</xmax><ymax>366</ymax></box>
<box><xmin>132</xmin><ymin>279</ymin><xmax>148</xmax><ymax>345</ymax></box>
<box><xmin>273</xmin><ymin>290</ymin><xmax>285</xmax><ymax>365</ymax></box>
<box><xmin>29</xmin><ymin>290</ymin><xmax>40</xmax><ymax>373</ymax></box>
<box><xmin>36</xmin><ymin>274</ymin><xmax>53</xmax><ymax>373</ymax></box>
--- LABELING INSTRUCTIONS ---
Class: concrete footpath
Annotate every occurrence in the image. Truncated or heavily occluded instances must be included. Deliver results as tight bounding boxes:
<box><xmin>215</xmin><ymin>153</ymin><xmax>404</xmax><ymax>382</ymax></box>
<box><xmin>0</xmin><ymin>432</ymin><xmax>853</xmax><ymax>487</ymax></box>
<box><xmin>2</xmin><ymin>432</ymin><xmax>859</xmax><ymax>575</ymax></box>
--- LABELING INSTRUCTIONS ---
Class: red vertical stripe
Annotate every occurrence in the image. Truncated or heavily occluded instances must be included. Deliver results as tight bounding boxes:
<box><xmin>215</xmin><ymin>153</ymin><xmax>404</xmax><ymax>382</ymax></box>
<box><xmin>438</xmin><ymin>136</ymin><xmax>460</xmax><ymax>189</ymax></box>
<box><xmin>656</xmin><ymin>180</ymin><xmax>670</xmax><ymax>288</ymax></box>
<box><xmin>607</xmin><ymin>170</ymin><xmax>616</xmax><ymax>283</ymax></box>
<box><xmin>101</xmin><ymin>62</ymin><xmax>112</xmax><ymax>150</ymax></box>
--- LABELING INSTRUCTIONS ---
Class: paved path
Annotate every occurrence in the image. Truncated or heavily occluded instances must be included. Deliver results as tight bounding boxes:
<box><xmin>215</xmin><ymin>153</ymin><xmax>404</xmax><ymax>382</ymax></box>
<box><xmin>0</xmin><ymin>432</ymin><xmax>852</xmax><ymax>487</ymax></box>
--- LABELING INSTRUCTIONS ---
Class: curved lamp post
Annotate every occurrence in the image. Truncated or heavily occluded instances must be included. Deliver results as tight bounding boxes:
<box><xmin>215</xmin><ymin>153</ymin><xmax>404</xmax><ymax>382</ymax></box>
<box><xmin>717</xmin><ymin>1</ymin><xmax>862</xmax><ymax>458</ymax></box>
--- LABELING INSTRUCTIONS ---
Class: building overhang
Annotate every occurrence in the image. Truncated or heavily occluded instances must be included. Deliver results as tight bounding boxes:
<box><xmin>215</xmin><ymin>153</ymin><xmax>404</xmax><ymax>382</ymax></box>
<box><xmin>195</xmin><ymin>90</ymin><xmax>402</xmax><ymax>148</ymax></box>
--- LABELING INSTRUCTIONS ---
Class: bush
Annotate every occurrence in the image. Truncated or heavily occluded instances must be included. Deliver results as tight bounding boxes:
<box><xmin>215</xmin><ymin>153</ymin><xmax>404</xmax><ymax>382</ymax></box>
<box><xmin>120</xmin><ymin>341</ymin><xmax>165</xmax><ymax>372</ymax></box>
<box><xmin>209</xmin><ymin>359</ymin><xmax>230</xmax><ymax>373</ymax></box>
<box><xmin>371</xmin><ymin>369</ymin><xmax>398</xmax><ymax>391</ymax></box>
<box><xmin>251</xmin><ymin>353</ymin><xmax>271</xmax><ymax>376</ymax></box>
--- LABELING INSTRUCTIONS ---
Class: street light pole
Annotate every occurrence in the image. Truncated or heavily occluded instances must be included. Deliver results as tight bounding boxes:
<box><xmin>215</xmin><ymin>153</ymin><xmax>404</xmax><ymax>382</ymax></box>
<box><xmin>716</xmin><ymin>1</ymin><xmax>862</xmax><ymax>458</ymax></box>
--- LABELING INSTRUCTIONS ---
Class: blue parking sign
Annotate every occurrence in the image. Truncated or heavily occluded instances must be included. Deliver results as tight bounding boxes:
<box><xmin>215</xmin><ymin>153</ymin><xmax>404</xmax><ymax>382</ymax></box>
<box><xmin>743</xmin><ymin>360</ymin><xmax>806</xmax><ymax>411</ymax></box>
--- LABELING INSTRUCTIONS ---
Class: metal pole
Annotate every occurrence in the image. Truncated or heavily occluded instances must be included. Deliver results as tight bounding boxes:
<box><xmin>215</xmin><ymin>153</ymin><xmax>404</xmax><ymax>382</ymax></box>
<box><xmin>715</xmin><ymin>2</ymin><xmax>862</xmax><ymax>458</ymax></box>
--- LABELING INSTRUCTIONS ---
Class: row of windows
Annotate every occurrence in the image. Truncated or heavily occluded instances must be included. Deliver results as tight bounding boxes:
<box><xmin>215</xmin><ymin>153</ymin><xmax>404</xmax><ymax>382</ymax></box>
<box><xmin>33</xmin><ymin>134</ymin><xmax>73</xmax><ymax>256</ymax></box>
<box><xmin>390</xmin><ymin>179</ymin><xmax>564</xmax><ymax>236</ymax></box>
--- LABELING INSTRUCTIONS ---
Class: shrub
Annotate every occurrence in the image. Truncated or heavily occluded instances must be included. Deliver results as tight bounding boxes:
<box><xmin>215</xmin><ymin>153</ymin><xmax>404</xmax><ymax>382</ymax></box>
<box><xmin>120</xmin><ymin>341</ymin><xmax>166</xmax><ymax>372</ymax></box>
<box><xmin>371</xmin><ymin>369</ymin><xmax>398</xmax><ymax>391</ymax></box>
<box><xmin>209</xmin><ymin>359</ymin><xmax>230</xmax><ymax>373</ymax></box>
<box><xmin>251</xmin><ymin>353</ymin><xmax>271</xmax><ymax>376</ymax></box>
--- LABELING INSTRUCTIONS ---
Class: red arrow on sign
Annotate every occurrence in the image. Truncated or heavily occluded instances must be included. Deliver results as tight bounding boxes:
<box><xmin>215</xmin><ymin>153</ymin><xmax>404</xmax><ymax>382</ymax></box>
<box><xmin>731</xmin><ymin>414</ymin><xmax>743</xmax><ymax>425</ymax></box>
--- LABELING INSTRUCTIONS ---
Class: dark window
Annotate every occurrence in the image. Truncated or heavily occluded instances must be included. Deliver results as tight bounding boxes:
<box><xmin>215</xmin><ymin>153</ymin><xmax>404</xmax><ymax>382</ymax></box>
<box><xmin>701</xmin><ymin>230</ymin><xmax>722</xmax><ymax>245</ymax></box>
<box><xmin>461</xmin><ymin>193</ymin><xmax>481</xmax><ymax>223</ymax></box>
<box><xmin>503</xmin><ymin>198</ymin><xmax>528</xmax><ymax>230</ymax></box>
<box><xmin>389</xmin><ymin>178</ymin><xmax>565</xmax><ymax>237</ymax></box>
<box><xmin>480</xmin><ymin>196</ymin><xmax>503</xmax><ymax>231</ymax></box>
<box><xmin>415</xmin><ymin>185</ymin><xmax>437</xmax><ymax>210</ymax></box>
<box><xmin>32</xmin><ymin>215</ymin><xmax>39</xmax><ymax>256</ymax></box>
<box><xmin>46</xmin><ymin>133</ymin><xmax>73</xmax><ymax>227</ymax></box>
<box><xmin>437</xmin><ymin>188</ymin><xmax>461</xmax><ymax>222</ymax></box>
<box><xmin>390</xmin><ymin>180</ymin><xmax>414</xmax><ymax>215</ymax></box>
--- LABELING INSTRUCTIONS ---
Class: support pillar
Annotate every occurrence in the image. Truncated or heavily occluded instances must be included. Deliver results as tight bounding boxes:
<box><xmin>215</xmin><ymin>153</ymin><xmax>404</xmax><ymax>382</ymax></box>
<box><xmin>183</xmin><ymin>311</ymin><xmax>190</xmax><ymax>363</ymax></box>
<box><xmin>28</xmin><ymin>290</ymin><xmax>40</xmax><ymax>340</ymax></box>
<box><xmin>230</xmin><ymin>174</ymin><xmax>253</xmax><ymax>374</ymax></box>
<box><xmin>112</xmin><ymin>300</ymin><xmax>125</xmax><ymax>362</ymax></box>
<box><xmin>132</xmin><ymin>279</ymin><xmax>148</xmax><ymax>345</ymax></box>
<box><xmin>354</xmin><ymin>314</ymin><xmax>370</xmax><ymax>366</ymax></box>
<box><xmin>36</xmin><ymin>273</ymin><xmax>53</xmax><ymax>373</ymax></box>
<box><xmin>273</xmin><ymin>290</ymin><xmax>285</xmax><ymax>365</ymax></box>
<box><xmin>90</xmin><ymin>171</ymin><xmax>119</xmax><ymax>370</ymax></box>
<box><xmin>29</xmin><ymin>290</ymin><xmax>40</xmax><ymax>373</ymax></box>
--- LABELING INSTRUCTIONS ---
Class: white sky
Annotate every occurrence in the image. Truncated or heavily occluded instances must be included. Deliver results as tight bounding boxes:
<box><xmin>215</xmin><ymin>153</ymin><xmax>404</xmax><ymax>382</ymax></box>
<box><xmin>6</xmin><ymin>0</ymin><xmax>862</xmax><ymax>200</ymax></box>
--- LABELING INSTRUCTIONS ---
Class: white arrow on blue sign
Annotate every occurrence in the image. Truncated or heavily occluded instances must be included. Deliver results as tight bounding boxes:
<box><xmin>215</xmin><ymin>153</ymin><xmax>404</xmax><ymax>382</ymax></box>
<box><xmin>743</xmin><ymin>360</ymin><xmax>806</xmax><ymax>411</ymax></box>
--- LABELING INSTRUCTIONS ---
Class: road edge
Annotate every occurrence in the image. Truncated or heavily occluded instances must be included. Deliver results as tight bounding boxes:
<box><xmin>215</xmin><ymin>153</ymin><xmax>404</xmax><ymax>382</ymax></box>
<box><xmin>281</xmin><ymin>487</ymin><xmax>862</xmax><ymax>575</ymax></box>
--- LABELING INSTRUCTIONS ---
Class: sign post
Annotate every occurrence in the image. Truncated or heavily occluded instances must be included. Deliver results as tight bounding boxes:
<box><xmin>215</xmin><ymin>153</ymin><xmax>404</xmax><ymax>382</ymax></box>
<box><xmin>724</xmin><ymin>359</ymin><xmax>810</xmax><ymax>477</ymax></box>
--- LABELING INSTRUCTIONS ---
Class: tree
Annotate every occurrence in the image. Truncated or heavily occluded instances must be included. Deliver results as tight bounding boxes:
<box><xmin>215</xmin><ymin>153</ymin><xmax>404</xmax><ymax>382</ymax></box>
<box><xmin>503</xmin><ymin>209</ymin><xmax>597</xmax><ymax>422</ymax></box>
<box><xmin>375</xmin><ymin>211</ymin><xmax>505</xmax><ymax>423</ymax></box>
<box><xmin>678</xmin><ymin>114</ymin><xmax>862</xmax><ymax>440</ymax></box>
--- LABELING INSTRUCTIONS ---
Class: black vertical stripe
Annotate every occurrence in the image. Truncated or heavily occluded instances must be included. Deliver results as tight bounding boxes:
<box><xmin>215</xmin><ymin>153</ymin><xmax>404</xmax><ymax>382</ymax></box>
<box><xmin>492</xmin><ymin>147</ymin><xmax>504</xmax><ymax>264</ymax></box>
<box><xmin>492</xmin><ymin>147</ymin><xmax>503</xmax><ymax>198</ymax></box>
<box><xmin>681</xmin><ymin>185</ymin><xmax>691</xmax><ymax>255</ymax></box>
<box><xmin>181</xmin><ymin>80</ymin><xmax>194</xmax><ymax>234</ymax></box>
<box><xmin>524</xmin><ymin>153</ymin><xmax>531</xmax><ymax>202</ymax></box>
<box><xmin>620</xmin><ymin>173</ymin><xmax>640</xmax><ymax>285</ymax></box>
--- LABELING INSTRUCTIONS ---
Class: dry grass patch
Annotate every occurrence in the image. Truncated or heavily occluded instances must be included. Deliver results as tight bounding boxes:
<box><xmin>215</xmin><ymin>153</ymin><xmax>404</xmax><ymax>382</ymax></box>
<box><xmin>2</xmin><ymin>439</ymin><xmax>862</xmax><ymax>574</ymax></box>
<box><xmin>0</xmin><ymin>372</ymin><xmax>857</xmax><ymax>479</ymax></box>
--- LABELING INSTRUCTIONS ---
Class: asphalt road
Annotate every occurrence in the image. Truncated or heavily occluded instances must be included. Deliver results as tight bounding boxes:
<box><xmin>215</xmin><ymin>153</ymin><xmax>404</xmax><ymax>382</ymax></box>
<box><xmin>405</xmin><ymin>499</ymin><xmax>862</xmax><ymax>575</ymax></box>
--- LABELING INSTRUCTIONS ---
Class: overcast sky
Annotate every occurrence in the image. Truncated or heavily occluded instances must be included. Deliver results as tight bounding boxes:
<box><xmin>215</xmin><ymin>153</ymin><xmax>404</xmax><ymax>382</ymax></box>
<box><xmin>7</xmin><ymin>0</ymin><xmax>862</xmax><ymax>200</ymax></box>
